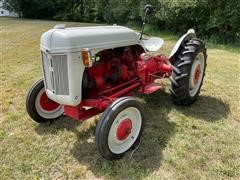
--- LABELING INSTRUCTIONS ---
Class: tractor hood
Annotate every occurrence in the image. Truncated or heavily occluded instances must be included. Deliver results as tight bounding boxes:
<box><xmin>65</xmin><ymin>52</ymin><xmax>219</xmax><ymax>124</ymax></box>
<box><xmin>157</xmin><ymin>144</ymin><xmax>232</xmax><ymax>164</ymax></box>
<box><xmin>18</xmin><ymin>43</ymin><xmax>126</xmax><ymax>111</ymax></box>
<box><xmin>40</xmin><ymin>25</ymin><xmax>144</xmax><ymax>53</ymax></box>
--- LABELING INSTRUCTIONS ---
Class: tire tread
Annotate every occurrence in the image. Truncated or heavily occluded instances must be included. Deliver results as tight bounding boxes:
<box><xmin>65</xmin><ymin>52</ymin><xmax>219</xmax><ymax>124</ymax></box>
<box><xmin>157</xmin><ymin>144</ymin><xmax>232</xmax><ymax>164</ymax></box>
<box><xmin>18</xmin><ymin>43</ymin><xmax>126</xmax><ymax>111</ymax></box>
<box><xmin>170</xmin><ymin>38</ymin><xmax>207</xmax><ymax>105</ymax></box>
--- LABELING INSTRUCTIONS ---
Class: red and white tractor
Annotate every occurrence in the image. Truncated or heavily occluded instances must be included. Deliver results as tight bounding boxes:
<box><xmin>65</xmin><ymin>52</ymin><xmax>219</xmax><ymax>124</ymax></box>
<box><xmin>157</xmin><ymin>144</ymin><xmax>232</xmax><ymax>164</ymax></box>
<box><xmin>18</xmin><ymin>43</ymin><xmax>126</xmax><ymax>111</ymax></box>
<box><xmin>26</xmin><ymin>5</ymin><xmax>207</xmax><ymax>160</ymax></box>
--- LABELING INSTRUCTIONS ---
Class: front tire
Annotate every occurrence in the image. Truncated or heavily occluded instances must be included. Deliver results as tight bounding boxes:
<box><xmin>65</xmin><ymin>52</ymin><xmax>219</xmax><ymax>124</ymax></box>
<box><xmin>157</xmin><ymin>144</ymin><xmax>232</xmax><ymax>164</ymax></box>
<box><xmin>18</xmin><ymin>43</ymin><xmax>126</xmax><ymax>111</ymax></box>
<box><xmin>95</xmin><ymin>97</ymin><xmax>145</xmax><ymax>160</ymax></box>
<box><xmin>26</xmin><ymin>79</ymin><xmax>64</xmax><ymax>123</ymax></box>
<box><xmin>170</xmin><ymin>38</ymin><xmax>207</xmax><ymax>105</ymax></box>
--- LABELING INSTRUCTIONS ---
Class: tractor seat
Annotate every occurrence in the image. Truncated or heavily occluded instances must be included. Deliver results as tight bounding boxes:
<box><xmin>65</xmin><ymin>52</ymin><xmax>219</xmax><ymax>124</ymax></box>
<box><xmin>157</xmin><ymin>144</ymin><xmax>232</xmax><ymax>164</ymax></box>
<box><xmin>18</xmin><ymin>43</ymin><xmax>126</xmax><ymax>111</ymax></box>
<box><xmin>142</xmin><ymin>37</ymin><xmax>164</xmax><ymax>52</ymax></box>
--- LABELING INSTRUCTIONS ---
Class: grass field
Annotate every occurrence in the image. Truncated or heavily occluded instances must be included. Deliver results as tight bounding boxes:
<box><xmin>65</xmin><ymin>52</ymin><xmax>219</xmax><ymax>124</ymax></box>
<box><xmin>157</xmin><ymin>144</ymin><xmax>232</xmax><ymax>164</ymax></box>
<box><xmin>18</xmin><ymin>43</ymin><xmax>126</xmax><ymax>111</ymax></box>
<box><xmin>1</xmin><ymin>17</ymin><xmax>240</xmax><ymax>179</ymax></box>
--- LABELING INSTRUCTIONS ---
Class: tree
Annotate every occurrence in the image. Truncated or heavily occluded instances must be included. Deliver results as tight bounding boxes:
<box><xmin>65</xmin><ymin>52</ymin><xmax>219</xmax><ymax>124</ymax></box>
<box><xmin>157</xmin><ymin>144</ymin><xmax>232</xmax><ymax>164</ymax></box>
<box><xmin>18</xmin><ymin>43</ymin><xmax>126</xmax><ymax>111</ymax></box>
<box><xmin>3</xmin><ymin>0</ymin><xmax>240</xmax><ymax>45</ymax></box>
<box><xmin>3</xmin><ymin>0</ymin><xmax>22</xmax><ymax>17</ymax></box>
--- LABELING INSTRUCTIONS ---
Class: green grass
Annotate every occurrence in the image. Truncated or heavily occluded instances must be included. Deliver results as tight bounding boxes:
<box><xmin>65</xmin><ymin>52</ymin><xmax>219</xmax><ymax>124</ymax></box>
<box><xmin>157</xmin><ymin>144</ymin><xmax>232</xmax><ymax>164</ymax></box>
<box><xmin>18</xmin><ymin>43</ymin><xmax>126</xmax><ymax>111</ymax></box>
<box><xmin>1</xmin><ymin>17</ymin><xmax>240</xmax><ymax>179</ymax></box>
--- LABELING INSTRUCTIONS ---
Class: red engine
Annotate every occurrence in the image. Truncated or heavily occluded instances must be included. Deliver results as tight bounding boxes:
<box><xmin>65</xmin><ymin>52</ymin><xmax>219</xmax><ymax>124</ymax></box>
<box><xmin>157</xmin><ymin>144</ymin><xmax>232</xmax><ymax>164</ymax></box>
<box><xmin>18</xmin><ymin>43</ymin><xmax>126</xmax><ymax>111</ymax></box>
<box><xmin>83</xmin><ymin>45</ymin><xmax>144</xmax><ymax>98</ymax></box>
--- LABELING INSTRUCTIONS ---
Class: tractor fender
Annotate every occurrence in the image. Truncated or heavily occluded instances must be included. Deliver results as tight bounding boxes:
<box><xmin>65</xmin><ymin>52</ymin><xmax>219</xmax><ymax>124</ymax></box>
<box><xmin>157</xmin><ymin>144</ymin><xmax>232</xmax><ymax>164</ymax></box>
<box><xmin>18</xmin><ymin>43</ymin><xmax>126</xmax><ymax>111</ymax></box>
<box><xmin>169</xmin><ymin>29</ymin><xmax>196</xmax><ymax>61</ymax></box>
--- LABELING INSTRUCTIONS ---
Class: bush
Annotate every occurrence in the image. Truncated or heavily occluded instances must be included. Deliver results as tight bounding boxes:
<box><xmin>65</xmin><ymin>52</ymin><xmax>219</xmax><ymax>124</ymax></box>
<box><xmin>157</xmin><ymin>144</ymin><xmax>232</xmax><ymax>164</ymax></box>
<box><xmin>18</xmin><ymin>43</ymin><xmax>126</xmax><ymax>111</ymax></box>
<box><xmin>4</xmin><ymin>0</ymin><xmax>240</xmax><ymax>45</ymax></box>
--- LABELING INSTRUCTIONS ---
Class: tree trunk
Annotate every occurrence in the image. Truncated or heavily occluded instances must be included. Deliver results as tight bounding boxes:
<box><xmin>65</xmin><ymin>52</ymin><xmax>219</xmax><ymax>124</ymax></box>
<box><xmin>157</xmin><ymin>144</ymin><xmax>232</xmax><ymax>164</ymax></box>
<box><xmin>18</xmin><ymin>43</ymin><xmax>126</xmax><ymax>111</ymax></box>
<box><xmin>80</xmin><ymin>0</ymin><xmax>84</xmax><ymax>16</ymax></box>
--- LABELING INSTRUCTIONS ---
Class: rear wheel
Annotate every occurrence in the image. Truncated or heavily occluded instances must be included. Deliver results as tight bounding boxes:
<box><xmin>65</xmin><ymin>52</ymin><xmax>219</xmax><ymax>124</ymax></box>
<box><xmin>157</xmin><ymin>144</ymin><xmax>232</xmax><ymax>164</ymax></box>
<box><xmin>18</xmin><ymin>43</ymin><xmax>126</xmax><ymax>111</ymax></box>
<box><xmin>26</xmin><ymin>79</ymin><xmax>64</xmax><ymax>123</ymax></box>
<box><xmin>170</xmin><ymin>38</ymin><xmax>207</xmax><ymax>105</ymax></box>
<box><xmin>95</xmin><ymin>97</ymin><xmax>145</xmax><ymax>160</ymax></box>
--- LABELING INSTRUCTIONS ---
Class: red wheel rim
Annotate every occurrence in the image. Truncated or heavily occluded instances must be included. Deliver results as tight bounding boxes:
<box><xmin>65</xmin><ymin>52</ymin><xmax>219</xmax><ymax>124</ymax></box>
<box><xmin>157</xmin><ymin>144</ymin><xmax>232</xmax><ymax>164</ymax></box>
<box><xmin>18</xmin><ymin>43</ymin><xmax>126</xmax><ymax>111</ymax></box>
<box><xmin>39</xmin><ymin>92</ymin><xmax>60</xmax><ymax>111</ymax></box>
<box><xmin>116</xmin><ymin>119</ymin><xmax>132</xmax><ymax>141</ymax></box>
<box><xmin>194</xmin><ymin>64</ymin><xmax>201</xmax><ymax>85</ymax></box>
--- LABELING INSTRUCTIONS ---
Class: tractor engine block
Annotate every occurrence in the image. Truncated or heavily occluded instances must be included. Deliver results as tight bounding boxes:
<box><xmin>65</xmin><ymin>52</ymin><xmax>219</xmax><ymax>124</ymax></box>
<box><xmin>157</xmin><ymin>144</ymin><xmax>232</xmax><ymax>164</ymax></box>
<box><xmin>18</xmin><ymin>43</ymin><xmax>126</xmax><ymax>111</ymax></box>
<box><xmin>83</xmin><ymin>45</ymin><xmax>144</xmax><ymax>98</ymax></box>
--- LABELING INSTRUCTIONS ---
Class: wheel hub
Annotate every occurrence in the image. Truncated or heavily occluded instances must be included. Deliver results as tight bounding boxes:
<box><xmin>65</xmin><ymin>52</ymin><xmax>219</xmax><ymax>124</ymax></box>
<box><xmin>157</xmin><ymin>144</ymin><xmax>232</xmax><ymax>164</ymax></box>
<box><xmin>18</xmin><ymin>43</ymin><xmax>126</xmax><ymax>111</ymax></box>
<box><xmin>189</xmin><ymin>52</ymin><xmax>205</xmax><ymax>97</ymax></box>
<box><xmin>116</xmin><ymin>119</ymin><xmax>132</xmax><ymax>141</ymax></box>
<box><xmin>40</xmin><ymin>92</ymin><xmax>60</xmax><ymax>111</ymax></box>
<box><xmin>194</xmin><ymin>64</ymin><xmax>201</xmax><ymax>84</ymax></box>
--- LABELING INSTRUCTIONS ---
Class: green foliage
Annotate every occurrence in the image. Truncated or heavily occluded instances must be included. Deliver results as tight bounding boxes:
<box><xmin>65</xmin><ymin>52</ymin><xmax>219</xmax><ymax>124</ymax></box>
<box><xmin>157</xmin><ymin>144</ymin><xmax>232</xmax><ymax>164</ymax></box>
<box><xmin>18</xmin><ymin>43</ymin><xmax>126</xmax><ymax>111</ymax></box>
<box><xmin>3</xmin><ymin>0</ymin><xmax>22</xmax><ymax>17</ymax></box>
<box><xmin>4</xmin><ymin>0</ymin><xmax>240</xmax><ymax>45</ymax></box>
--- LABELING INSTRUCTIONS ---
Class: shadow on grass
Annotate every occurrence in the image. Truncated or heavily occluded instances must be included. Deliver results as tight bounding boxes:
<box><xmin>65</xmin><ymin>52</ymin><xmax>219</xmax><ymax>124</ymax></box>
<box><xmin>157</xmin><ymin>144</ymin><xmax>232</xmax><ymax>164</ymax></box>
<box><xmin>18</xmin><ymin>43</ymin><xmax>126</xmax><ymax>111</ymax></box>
<box><xmin>35</xmin><ymin>117</ymin><xmax>82</xmax><ymax>136</ymax></box>
<box><xmin>143</xmin><ymin>92</ymin><xmax>230</xmax><ymax>122</ymax></box>
<box><xmin>175</xmin><ymin>95</ymin><xmax>230</xmax><ymax>122</ymax></box>
<box><xmin>34</xmin><ymin>91</ymin><xmax>230</xmax><ymax>179</ymax></box>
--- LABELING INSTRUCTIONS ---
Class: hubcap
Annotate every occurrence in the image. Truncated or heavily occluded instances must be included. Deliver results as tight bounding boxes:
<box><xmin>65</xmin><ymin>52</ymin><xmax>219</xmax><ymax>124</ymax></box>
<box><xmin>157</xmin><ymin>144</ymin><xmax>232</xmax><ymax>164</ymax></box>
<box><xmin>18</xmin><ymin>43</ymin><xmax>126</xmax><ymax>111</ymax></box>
<box><xmin>116</xmin><ymin>119</ymin><xmax>132</xmax><ymax>140</ymax></box>
<box><xmin>189</xmin><ymin>52</ymin><xmax>205</xmax><ymax>97</ymax></box>
<box><xmin>108</xmin><ymin>107</ymin><xmax>142</xmax><ymax>154</ymax></box>
<box><xmin>194</xmin><ymin>64</ymin><xmax>201</xmax><ymax>85</ymax></box>
<box><xmin>40</xmin><ymin>92</ymin><xmax>60</xmax><ymax>111</ymax></box>
<box><xmin>35</xmin><ymin>88</ymin><xmax>64</xmax><ymax>119</ymax></box>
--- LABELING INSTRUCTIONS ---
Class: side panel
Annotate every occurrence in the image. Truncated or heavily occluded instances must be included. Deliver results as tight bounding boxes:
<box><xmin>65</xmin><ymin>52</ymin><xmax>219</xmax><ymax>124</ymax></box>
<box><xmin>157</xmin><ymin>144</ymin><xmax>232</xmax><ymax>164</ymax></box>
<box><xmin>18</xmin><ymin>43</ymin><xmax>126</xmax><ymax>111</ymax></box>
<box><xmin>67</xmin><ymin>52</ymin><xmax>85</xmax><ymax>105</ymax></box>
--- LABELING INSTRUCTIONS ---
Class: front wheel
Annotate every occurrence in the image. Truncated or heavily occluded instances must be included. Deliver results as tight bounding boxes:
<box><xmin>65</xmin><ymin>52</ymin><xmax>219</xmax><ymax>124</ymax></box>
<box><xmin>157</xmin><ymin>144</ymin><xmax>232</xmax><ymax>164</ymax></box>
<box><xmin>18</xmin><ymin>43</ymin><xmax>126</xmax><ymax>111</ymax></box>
<box><xmin>95</xmin><ymin>97</ymin><xmax>145</xmax><ymax>160</ymax></box>
<box><xmin>170</xmin><ymin>38</ymin><xmax>207</xmax><ymax>105</ymax></box>
<box><xmin>26</xmin><ymin>79</ymin><xmax>64</xmax><ymax>123</ymax></box>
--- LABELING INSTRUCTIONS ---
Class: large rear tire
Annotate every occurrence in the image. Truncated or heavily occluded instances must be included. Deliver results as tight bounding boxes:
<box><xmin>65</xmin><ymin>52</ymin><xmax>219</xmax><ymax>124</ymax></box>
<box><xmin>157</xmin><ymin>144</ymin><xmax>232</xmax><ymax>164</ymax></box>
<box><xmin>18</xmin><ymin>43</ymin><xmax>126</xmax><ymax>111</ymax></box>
<box><xmin>26</xmin><ymin>79</ymin><xmax>64</xmax><ymax>123</ymax></box>
<box><xmin>95</xmin><ymin>97</ymin><xmax>145</xmax><ymax>160</ymax></box>
<box><xmin>170</xmin><ymin>38</ymin><xmax>207</xmax><ymax>105</ymax></box>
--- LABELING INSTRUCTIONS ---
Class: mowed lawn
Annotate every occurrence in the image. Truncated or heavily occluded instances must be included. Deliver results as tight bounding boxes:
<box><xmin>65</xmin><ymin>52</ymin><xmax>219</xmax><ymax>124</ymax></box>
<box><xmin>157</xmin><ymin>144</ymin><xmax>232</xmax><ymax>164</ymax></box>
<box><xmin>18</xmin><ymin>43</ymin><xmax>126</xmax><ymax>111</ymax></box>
<box><xmin>0</xmin><ymin>17</ymin><xmax>240</xmax><ymax>179</ymax></box>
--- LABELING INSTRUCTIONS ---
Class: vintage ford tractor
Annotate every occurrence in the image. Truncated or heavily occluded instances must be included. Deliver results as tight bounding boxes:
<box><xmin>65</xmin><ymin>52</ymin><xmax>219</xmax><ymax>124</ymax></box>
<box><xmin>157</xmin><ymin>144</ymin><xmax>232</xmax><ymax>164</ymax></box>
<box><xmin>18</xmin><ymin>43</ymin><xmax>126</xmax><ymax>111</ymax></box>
<box><xmin>26</xmin><ymin>5</ymin><xmax>207</xmax><ymax>160</ymax></box>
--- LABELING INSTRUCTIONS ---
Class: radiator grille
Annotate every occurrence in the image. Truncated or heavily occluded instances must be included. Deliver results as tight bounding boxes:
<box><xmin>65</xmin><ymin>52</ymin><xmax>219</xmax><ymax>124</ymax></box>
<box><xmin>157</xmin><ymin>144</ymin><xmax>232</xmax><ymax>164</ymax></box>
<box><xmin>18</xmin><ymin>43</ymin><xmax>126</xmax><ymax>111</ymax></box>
<box><xmin>41</xmin><ymin>52</ymin><xmax>69</xmax><ymax>95</ymax></box>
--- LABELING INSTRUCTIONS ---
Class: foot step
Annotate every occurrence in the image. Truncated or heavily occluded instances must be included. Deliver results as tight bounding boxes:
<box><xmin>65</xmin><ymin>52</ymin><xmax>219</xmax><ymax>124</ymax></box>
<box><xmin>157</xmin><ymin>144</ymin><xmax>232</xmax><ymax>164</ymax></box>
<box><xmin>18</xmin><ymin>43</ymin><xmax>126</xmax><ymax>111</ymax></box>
<box><xmin>139</xmin><ymin>83</ymin><xmax>162</xmax><ymax>94</ymax></box>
